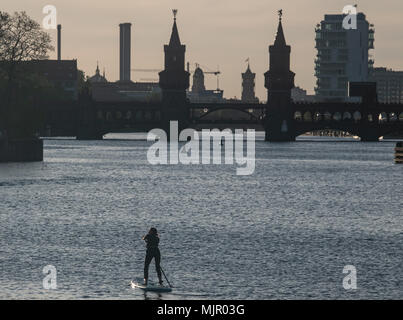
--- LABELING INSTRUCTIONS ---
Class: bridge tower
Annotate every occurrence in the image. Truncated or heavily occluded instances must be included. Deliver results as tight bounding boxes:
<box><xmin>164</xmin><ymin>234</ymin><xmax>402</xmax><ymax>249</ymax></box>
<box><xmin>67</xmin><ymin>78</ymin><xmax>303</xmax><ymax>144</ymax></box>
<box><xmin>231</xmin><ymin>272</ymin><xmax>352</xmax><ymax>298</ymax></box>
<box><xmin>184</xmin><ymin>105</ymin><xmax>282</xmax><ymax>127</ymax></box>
<box><xmin>264</xmin><ymin>11</ymin><xmax>295</xmax><ymax>141</ymax></box>
<box><xmin>159</xmin><ymin>10</ymin><xmax>190</xmax><ymax>137</ymax></box>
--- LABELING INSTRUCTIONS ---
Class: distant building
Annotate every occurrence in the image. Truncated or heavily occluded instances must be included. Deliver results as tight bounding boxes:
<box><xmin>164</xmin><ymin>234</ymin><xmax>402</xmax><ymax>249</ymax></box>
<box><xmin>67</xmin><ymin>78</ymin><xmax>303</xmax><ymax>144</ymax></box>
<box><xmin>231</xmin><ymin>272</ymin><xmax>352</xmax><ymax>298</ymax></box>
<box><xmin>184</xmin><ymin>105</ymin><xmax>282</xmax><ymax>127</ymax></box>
<box><xmin>25</xmin><ymin>59</ymin><xmax>78</xmax><ymax>100</ymax></box>
<box><xmin>187</xmin><ymin>65</ymin><xmax>224</xmax><ymax>103</ymax></box>
<box><xmin>90</xmin><ymin>81</ymin><xmax>161</xmax><ymax>102</ymax></box>
<box><xmin>88</xmin><ymin>62</ymin><xmax>107</xmax><ymax>84</ymax></box>
<box><xmin>291</xmin><ymin>86</ymin><xmax>316</xmax><ymax>102</ymax></box>
<box><xmin>314</xmin><ymin>12</ymin><xmax>375</xmax><ymax>102</ymax></box>
<box><xmin>369</xmin><ymin>67</ymin><xmax>403</xmax><ymax>103</ymax></box>
<box><xmin>241</xmin><ymin>63</ymin><xmax>259</xmax><ymax>103</ymax></box>
<box><xmin>191</xmin><ymin>65</ymin><xmax>206</xmax><ymax>93</ymax></box>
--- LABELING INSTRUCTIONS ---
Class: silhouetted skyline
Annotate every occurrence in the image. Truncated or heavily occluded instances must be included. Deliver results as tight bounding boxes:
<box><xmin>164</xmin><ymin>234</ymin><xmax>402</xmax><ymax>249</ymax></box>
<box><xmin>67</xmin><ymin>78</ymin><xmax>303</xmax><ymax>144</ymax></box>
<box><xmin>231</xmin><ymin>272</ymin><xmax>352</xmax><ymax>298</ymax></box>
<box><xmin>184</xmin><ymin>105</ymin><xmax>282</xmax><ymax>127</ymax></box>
<box><xmin>2</xmin><ymin>0</ymin><xmax>403</xmax><ymax>100</ymax></box>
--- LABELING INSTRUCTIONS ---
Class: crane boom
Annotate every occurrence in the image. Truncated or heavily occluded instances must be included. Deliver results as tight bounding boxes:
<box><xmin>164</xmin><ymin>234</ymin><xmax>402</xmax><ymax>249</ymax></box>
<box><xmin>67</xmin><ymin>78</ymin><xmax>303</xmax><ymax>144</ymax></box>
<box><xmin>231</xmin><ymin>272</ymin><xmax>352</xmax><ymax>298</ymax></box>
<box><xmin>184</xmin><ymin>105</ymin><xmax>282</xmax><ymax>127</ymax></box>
<box><xmin>131</xmin><ymin>69</ymin><xmax>161</xmax><ymax>72</ymax></box>
<box><xmin>190</xmin><ymin>63</ymin><xmax>221</xmax><ymax>91</ymax></box>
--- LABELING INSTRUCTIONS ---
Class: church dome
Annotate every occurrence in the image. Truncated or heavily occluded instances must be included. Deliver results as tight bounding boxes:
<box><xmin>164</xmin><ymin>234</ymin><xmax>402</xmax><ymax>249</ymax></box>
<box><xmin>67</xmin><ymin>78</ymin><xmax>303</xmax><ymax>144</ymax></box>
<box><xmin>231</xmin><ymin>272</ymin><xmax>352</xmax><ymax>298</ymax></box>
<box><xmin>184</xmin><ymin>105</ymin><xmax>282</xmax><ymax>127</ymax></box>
<box><xmin>192</xmin><ymin>65</ymin><xmax>206</xmax><ymax>93</ymax></box>
<box><xmin>89</xmin><ymin>63</ymin><xmax>108</xmax><ymax>83</ymax></box>
<box><xmin>194</xmin><ymin>67</ymin><xmax>204</xmax><ymax>76</ymax></box>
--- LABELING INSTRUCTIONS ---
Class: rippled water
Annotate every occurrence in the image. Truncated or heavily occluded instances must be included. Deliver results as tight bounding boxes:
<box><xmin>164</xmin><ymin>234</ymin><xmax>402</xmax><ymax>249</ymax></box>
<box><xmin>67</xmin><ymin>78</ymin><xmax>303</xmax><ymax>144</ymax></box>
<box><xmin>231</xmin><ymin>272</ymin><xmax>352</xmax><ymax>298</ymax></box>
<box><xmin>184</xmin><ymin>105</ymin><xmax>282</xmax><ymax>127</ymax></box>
<box><xmin>0</xmin><ymin>134</ymin><xmax>402</xmax><ymax>300</ymax></box>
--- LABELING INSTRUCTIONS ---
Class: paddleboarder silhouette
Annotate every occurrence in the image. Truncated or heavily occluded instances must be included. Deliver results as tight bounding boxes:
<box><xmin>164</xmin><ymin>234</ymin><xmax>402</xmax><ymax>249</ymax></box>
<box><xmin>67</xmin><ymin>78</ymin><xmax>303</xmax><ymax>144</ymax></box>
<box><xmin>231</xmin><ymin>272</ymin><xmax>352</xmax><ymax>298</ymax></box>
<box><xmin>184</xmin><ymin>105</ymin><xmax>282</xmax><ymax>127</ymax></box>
<box><xmin>142</xmin><ymin>227</ymin><xmax>163</xmax><ymax>286</ymax></box>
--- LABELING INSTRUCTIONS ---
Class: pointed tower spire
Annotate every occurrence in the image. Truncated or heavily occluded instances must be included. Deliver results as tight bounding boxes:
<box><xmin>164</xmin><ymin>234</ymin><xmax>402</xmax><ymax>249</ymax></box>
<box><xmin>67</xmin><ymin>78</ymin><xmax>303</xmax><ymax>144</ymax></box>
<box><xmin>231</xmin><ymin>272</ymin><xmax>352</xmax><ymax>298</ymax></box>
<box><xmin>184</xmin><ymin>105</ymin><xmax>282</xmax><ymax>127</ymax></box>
<box><xmin>245</xmin><ymin>57</ymin><xmax>251</xmax><ymax>71</ymax></box>
<box><xmin>96</xmin><ymin>61</ymin><xmax>100</xmax><ymax>75</ymax></box>
<box><xmin>159</xmin><ymin>9</ymin><xmax>189</xmax><ymax>89</ymax></box>
<box><xmin>244</xmin><ymin>58</ymin><xmax>252</xmax><ymax>74</ymax></box>
<box><xmin>169</xmin><ymin>9</ymin><xmax>181</xmax><ymax>46</ymax></box>
<box><xmin>274</xmin><ymin>10</ymin><xmax>286</xmax><ymax>47</ymax></box>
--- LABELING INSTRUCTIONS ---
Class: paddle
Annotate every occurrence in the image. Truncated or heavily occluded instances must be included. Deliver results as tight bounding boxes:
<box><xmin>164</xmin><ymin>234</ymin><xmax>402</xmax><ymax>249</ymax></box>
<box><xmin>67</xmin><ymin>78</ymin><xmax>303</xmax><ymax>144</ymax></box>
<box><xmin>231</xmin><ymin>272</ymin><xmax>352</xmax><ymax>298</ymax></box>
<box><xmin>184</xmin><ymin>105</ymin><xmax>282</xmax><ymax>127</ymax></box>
<box><xmin>160</xmin><ymin>266</ymin><xmax>173</xmax><ymax>288</ymax></box>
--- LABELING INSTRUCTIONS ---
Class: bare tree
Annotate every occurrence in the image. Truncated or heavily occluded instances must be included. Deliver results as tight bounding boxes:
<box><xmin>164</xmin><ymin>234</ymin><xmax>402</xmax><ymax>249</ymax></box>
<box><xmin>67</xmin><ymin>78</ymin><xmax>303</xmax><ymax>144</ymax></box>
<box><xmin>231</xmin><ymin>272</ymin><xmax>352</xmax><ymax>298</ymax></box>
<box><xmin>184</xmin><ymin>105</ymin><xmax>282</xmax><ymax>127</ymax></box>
<box><xmin>0</xmin><ymin>11</ymin><xmax>54</xmax><ymax>138</ymax></box>
<box><xmin>0</xmin><ymin>11</ymin><xmax>54</xmax><ymax>82</ymax></box>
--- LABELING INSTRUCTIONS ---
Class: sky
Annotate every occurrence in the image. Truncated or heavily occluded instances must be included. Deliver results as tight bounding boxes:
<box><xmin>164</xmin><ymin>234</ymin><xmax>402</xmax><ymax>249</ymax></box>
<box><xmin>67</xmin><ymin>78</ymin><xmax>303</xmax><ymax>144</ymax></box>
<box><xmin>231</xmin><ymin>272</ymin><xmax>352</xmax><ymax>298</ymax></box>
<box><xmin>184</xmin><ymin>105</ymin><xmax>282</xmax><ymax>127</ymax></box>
<box><xmin>2</xmin><ymin>0</ymin><xmax>403</xmax><ymax>100</ymax></box>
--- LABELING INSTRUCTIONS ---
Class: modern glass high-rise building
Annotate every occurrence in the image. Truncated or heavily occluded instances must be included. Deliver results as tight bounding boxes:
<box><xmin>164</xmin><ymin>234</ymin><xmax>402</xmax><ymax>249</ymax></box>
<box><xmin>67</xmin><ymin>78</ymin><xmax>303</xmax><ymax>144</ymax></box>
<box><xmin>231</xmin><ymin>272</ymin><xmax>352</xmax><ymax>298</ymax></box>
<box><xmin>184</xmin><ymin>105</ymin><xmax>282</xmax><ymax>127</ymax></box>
<box><xmin>369</xmin><ymin>67</ymin><xmax>403</xmax><ymax>103</ymax></box>
<box><xmin>314</xmin><ymin>13</ymin><xmax>375</xmax><ymax>102</ymax></box>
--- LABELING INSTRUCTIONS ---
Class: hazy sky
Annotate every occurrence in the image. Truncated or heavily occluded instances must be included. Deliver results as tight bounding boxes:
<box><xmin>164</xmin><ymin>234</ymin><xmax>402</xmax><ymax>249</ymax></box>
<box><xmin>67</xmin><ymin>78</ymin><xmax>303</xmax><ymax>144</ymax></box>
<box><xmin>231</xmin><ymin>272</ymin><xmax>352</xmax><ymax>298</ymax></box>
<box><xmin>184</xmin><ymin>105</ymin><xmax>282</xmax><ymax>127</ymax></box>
<box><xmin>2</xmin><ymin>0</ymin><xmax>403</xmax><ymax>100</ymax></box>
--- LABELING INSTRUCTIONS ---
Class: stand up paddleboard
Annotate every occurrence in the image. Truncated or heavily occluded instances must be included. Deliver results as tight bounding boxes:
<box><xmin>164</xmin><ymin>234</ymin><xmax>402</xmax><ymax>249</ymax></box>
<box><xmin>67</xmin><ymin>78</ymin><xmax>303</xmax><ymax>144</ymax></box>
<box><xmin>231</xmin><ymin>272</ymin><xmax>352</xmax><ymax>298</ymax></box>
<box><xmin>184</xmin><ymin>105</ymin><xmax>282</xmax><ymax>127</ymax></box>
<box><xmin>131</xmin><ymin>280</ymin><xmax>173</xmax><ymax>293</ymax></box>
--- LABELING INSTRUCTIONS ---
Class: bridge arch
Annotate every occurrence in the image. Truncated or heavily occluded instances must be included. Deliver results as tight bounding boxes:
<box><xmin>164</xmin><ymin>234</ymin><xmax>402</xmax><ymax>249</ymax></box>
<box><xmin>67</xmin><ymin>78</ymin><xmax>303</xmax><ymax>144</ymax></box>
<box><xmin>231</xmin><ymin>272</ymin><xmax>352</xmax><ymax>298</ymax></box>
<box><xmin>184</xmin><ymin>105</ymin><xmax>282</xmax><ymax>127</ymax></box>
<box><xmin>196</xmin><ymin>107</ymin><xmax>261</xmax><ymax>121</ymax></box>
<box><xmin>294</xmin><ymin>111</ymin><xmax>302</xmax><ymax>121</ymax></box>
<box><xmin>379</xmin><ymin>112</ymin><xmax>388</xmax><ymax>123</ymax></box>
<box><xmin>313</xmin><ymin>112</ymin><xmax>321</xmax><ymax>122</ymax></box>
<box><xmin>343</xmin><ymin>112</ymin><xmax>352</xmax><ymax>120</ymax></box>
<box><xmin>324</xmin><ymin>111</ymin><xmax>332</xmax><ymax>121</ymax></box>
<box><xmin>353</xmin><ymin>111</ymin><xmax>361</xmax><ymax>121</ymax></box>
<box><xmin>106</xmin><ymin>111</ymin><xmax>112</xmax><ymax>121</ymax></box>
<box><xmin>126</xmin><ymin>111</ymin><xmax>132</xmax><ymax>120</ymax></box>
<box><xmin>388</xmin><ymin>112</ymin><xmax>397</xmax><ymax>122</ymax></box>
<box><xmin>303</xmin><ymin>111</ymin><xmax>312</xmax><ymax>122</ymax></box>
<box><xmin>333</xmin><ymin>112</ymin><xmax>342</xmax><ymax>121</ymax></box>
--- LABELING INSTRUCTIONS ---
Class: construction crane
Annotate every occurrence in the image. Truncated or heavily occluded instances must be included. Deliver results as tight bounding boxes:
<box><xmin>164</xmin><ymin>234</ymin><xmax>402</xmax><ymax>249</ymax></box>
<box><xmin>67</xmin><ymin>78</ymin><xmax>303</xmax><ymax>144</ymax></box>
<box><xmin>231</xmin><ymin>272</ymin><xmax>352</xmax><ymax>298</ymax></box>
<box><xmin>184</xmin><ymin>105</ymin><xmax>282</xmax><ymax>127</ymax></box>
<box><xmin>139</xmin><ymin>78</ymin><xmax>159</xmax><ymax>82</ymax></box>
<box><xmin>188</xmin><ymin>62</ymin><xmax>222</xmax><ymax>92</ymax></box>
<box><xmin>131</xmin><ymin>68</ymin><xmax>161</xmax><ymax>72</ymax></box>
<box><xmin>132</xmin><ymin>65</ymin><xmax>222</xmax><ymax>92</ymax></box>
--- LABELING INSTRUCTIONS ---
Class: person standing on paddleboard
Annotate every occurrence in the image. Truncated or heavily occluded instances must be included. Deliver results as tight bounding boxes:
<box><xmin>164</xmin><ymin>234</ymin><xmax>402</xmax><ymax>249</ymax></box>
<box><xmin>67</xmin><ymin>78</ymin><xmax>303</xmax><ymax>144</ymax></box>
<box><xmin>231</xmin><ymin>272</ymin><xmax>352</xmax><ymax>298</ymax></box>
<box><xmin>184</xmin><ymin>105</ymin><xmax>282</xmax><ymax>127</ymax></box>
<box><xmin>142</xmin><ymin>227</ymin><xmax>163</xmax><ymax>286</ymax></box>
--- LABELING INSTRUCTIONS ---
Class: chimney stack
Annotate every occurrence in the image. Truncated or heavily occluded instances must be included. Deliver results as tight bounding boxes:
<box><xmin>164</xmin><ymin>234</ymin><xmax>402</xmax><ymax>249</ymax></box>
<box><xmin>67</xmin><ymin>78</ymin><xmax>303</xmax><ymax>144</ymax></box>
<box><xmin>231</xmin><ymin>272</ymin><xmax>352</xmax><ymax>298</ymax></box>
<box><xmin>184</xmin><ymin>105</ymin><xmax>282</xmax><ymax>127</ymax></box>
<box><xmin>57</xmin><ymin>24</ymin><xmax>61</xmax><ymax>61</ymax></box>
<box><xmin>119</xmin><ymin>23</ymin><xmax>132</xmax><ymax>82</ymax></box>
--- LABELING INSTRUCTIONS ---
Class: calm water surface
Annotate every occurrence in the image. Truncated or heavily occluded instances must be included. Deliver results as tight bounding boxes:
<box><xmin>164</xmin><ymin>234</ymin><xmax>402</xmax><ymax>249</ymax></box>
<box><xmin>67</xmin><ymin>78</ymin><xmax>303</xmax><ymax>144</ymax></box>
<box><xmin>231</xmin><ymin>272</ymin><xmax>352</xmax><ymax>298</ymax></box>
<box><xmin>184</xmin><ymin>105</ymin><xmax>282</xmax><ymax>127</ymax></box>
<box><xmin>0</xmin><ymin>134</ymin><xmax>402</xmax><ymax>299</ymax></box>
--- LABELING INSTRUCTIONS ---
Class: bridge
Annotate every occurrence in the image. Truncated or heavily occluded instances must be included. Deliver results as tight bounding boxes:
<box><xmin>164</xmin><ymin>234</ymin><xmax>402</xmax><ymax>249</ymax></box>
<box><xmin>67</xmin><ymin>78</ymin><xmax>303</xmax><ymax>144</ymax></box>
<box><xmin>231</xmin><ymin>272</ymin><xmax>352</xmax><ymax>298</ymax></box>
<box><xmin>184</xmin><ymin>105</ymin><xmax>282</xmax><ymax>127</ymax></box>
<box><xmin>290</xmin><ymin>102</ymin><xmax>403</xmax><ymax>141</ymax></box>
<box><xmin>69</xmin><ymin>99</ymin><xmax>403</xmax><ymax>141</ymax></box>
<box><xmin>43</xmin><ymin>13</ymin><xmax>403</xmax><ymax>142</ymax></box>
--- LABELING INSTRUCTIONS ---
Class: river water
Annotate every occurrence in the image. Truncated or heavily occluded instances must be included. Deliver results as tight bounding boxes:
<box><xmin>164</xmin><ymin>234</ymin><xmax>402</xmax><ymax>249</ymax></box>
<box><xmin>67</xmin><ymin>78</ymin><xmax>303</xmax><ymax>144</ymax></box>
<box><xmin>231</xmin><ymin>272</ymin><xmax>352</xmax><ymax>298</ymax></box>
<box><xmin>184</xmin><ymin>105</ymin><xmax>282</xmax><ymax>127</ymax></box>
<box><xmin>0</xmin><ymin>134</ymin><xmax>402</xmax><ymax>300</ymax></box>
